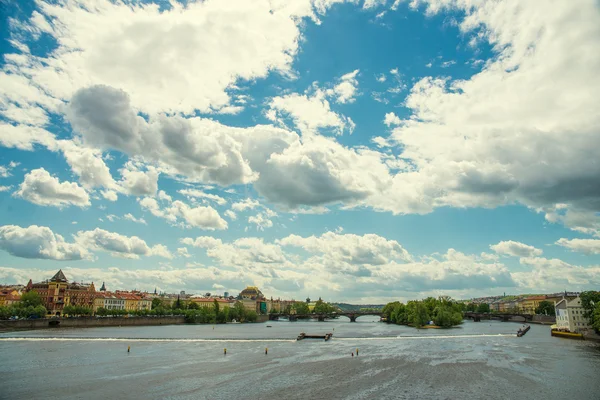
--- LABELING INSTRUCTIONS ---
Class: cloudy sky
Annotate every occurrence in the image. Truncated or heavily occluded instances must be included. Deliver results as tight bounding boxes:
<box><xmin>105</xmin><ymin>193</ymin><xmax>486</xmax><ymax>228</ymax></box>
<box><xmin>0</xmin><ymin>0</ymin><xmax>599</xmax><ymax>303</ymax></box>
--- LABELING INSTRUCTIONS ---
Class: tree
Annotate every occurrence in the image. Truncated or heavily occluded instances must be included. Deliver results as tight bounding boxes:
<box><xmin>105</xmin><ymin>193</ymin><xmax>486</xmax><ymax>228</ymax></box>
<box><xmin>233</xmin><ymin>301</ymin><xmax>246</xmax><ymax>321</ymax></box>
<box><xmin>580</xmin><ymin>291</ymin><xmax>600</xmax><ymax>322</ymax></box>
<box><xmin>173</xmin><ymin>296</ymin><xmax>183</xmax><ymax>310</ymax></box>
<box><xmin>535</xmin><ymin>300</ymin><xmax>556</xmax><ymax>316</ymax></box>
<box><xmin>151</xmin><ymin>298</ymin><xmax>163</xmax><ymax>310</ymax></box>
<box><xmin>187</xmin><ymin>301</ymin><xmax>199</xmax><ymax>310</ymax></box>
<box><xmin>20</xmin><ymin>291</ymin><xmax>43</xmax><ymax>307</ymax></box>
<box><xmin>593</xmin><ymin>302</ymin><xmax>600</xmax><ymax>333</ymax></box>
<box><xmin>466</xmin><ymin>303</ymin><xmax>477</xmax><ymax>312</ymax></box>
<box><xmin>213</xmin><ymin>299</ymin><xmax>220</xmax><ymax>315</ymax></box>
<box><xmin>476</xmin><ymin>303</ymin><xmax>490</xmax><ymax>313</ymax></box>
<box><xmin>292</xmin><ymin>302</ymin><xmax>309</xmax><ymax>314</ymax></box>
<box><xmin>246</xmin><ymin>310</ymin><xmax>258</xmax><ymax>322</ymax></box>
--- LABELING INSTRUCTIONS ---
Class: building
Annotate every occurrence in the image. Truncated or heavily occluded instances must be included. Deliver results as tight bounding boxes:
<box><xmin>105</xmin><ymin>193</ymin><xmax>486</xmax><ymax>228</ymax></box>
<box><xmin>94</xmin><ymin>292</ymin><xmax>125</xmax><ymax>311</ymax></box>
<box><xmin>555</xmin><ymin>296</ymin><xmax>592</xmax><ymax>333</ymax></box>
<box><xmin>26</xmin><ymin>270</ymin><xmax>96</xmax><ymax>316</ymax></box>
<box><xmin>0</xmin><ymin>288</ymin><xmax>21</xmax><ymax>306</ymax></box>
<box><xmin>519</xmin><ymin>296</ymin><xmax>546</xmax><ymax>314</ymax></box>
<box><xmin>190</xmin><ymin>296</ymin><xmax>233</xmax><ymax>309</ymax></box>
<box><xmin>239</xmin><ymin>286</ymin><xmax>264</xmax><ymax>300</ymax></box>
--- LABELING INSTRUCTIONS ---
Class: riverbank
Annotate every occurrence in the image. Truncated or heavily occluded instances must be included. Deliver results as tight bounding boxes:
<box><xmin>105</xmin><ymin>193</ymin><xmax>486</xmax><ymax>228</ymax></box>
<box><xmin>0</xmin><ymin>314</ymin><xmax>270</xmax><ymax>332</ymax></box>
<box><xmin>0</xmin><ymin>316</ymin><xmax>185</xmax><ymax>332</ymax></box>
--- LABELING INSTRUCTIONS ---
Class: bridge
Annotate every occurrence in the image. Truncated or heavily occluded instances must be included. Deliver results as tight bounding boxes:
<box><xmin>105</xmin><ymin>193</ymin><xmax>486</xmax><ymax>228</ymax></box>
<box><xmin>269</xmin><ymin>311</ymin><xmax>383</xmax><ymax>322</ymax></box>
<box><xmin>463</xmin><ymin>311</ymin><xmax>533</xmax><ymax>322</ymax></box>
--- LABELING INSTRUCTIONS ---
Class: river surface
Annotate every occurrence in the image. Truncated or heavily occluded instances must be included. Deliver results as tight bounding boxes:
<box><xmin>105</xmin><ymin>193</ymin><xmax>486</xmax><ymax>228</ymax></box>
<box><xmin>1</xmin><ymin>318</ymin><xmax>599</xmax><ymax>400</ymax></box>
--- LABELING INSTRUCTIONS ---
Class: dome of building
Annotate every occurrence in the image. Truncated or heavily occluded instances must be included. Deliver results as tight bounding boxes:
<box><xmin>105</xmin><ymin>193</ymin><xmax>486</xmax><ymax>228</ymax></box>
<box><xmin>239</xmin><ymin>286</ymin><xmax>263</xmax><ymax>300</ymax></box>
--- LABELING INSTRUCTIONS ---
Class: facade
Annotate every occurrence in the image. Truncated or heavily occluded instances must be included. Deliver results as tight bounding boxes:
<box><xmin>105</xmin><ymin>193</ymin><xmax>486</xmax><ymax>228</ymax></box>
<box><xmin>555</xmin><ymin>297</ymin><xmax>592</xmax><ymax>333</ymax></box>
<box><xmin>519</xmin><ymin>296</ymin><xmax>546</xmax><ymax>314</ymax></box>
<box><xmin>0</xmin><ymin>288</ymin><xmax>21</xmax><ymax>306</ymax></box>
<box><xmin>26</xmin><ymin>270</ymin><xmax>96</xmax><ymax>316</ymax></box>
<box><xmin>95</xmin><ymin>292</ymin><xmax>126</xmax><ymax>311</ymax></box>
<box><xmin>190</xmin><ymin>297</ymin><xmax>233</xmax><ymax>309</ymax></box>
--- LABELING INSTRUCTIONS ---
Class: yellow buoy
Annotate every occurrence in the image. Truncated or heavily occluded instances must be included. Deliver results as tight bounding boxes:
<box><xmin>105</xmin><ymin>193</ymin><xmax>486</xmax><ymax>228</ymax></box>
<box><xmin>224</xmin><ymin>348</ymin><xmax>227</xmax><ymax>355</ymax></box>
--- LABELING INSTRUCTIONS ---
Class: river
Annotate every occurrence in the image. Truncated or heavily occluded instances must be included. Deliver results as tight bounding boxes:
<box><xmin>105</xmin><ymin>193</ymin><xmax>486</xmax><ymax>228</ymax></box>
<box><xmin>1</xmin><ymin>318</ymin><xmax>599</xmax><ymax>400</ymax></box>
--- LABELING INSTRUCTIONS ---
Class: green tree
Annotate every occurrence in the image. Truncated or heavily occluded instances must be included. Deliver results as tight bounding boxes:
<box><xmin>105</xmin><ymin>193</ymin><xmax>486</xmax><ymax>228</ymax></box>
<box><xmin>476</xmin><ymin>303</ymin><xmax>490</xmax><ymax>313</ymax></box>
<box><xmin>593</xmin><ymin>302</ymin><xmax>600</xmax><ymax>333</ymax></box>
<box><xmin>465</xmin><ymin>303</ymin><xmax>477</xmax><ymax>312</ymax></box>
<box><xmin>173</xmin><ymin>296</ymin><xmax>183</xmax><ymax>310</ymax></box>
<box><xmin>292</xmin><ymin>302</ymin><xmax>309</xmax><ymax>314</ymax></box>
<box><xmin>580</xmin><ymin>291</ymin><xmax>600</xmax><ymax>322</ymax></box>
<box><xmin>187</xmin><ymin>301</ymin><xmax>199</xmax><ymax>310</ymax></box>
<box><xmin>151</xmin><ymin>298</ymin><xmax>163</xmax><ymax>310</ymax></box>
<box><xmin>213</xmin><ymin>299</ymin><xmax>220</xmax><ymax>315</ymax></box>
<box><xmin>20</xmin><ymin>291</ymin><xmax>43</xmax><ymax>307</ymax></box>
<box><xmin>535</xmin><ymin>300</ymin><xmax>556</xmax><ymax>316</ymax></box>
<box><xmin>233</xmin><ymin>301</ymin><xmax>246</xmax><ymax>321</ymax></box>
<box><xmin>246</xmin><ymin>310</ymin><xmax>258</xmax><ymax>322</ymax></box>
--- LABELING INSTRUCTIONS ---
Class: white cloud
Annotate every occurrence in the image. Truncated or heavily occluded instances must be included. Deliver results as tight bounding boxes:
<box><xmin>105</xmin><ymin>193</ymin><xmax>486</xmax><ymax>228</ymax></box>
<box><xmin>380</xmin><ymin>0</ymin><xmax>600</xmax><ymax>216</ymax></box>
<box><xmin>383</xmin><ymin>112</ymin><xmax>401</xmax><ymax>127</ymax></box>
<box><xmin>267</xmin><ymin>90</ymin><xmax>353</xmax><ymax>135</ymax></box>
<box><xmin>279</xmin><ymin>231</ymin><xmax>412</xmax><ymax>265</ymax></box>
<box><xmin>123</xmin><ymin>213</ymin><xmax>147</xmax><ymax>225</ymax></box>
<box><xmin>3</xmin><ymin>0</ymin><xmax>320</xmax><ymax>118</ymax></box>
<box><xmin>376</xmin><ymin>73</ymin><xmax>386</xmax><ymax>82</ymax></box>
<box><xmin>0</xmin><ymin>161</ymin><xmax>18</xmax><ymax>178</ymax></box>
<box><xmin>105</xmin><ymin>214</ymin><xmax>119</xmax><ymax>222</ymax></box>
<box><xmin>58</xmin><ymin>140</ymin><xmax>117</xmax><ymax>190</ymax></box>
<box><xmin>181</xmin><ymin>236</ymin><xmax>223</xmax><ymax>249</ymax></box>
<box><xmin>556</xmin><ymin>238</ymin><xmax>600</xmax><ymax>255</ymax></box>
<box><xmin>231</xmin><ymin>198</ymin><xmax>261</xmax><ymax>212</ymax></box>
<box><xmin>101</xmin><ymin>190</ymin><xmax>118</xmax><ymax>202</ymax></box>
<box><xmin>0</xmin><ymin>224</ymin><xmax>89</xmax><ymax>261</ymax></box>
<box><xmin>15</xmin><ymin>168</ymin><xmax>90</xmax><ymax>208</ymax></box>
<box><xmin>140</xmin><ymin>196</ymin><xmax>227</xmax><ymax>230</ymax></box>
<box><xmin>328</xmin><ymin>69</ymin><xmax>360</xmax><ymax>104</ymax></box>
<box><xmin>118</xmin><ymin>162</ymin><xmax>159</xmax><ymax>197</ymax></box>
<box><xmin>490</xmin><ymin>240</ymin><xmax>543</xmax><ymax>258</ymax></box>
<box><xmin>440</xmin><ymin>60</ymin><xmax>456</xmax><ymax>68</ymax></box>
<box><xmin>179</xmin><ymin>188</ymin><xmax>227</xmax><ymax>205</ymax></box>
<box><xmin>176</xmin><ymin>247</ymin><xmax>191</xmax><ymax>258</ymax></box>
<box><xmin>0</xmin><ymin>185</ymin><xmax>12</xmax><ymax>192</ymax></box>
<box><xmin>224</xmin><ymin>210</ymin><xmax>237</xmax><ymax>220</ymax></box>
<box><xmin>248</xmin><ymin>209</ymin><xmax>277</xmax><ymax>230</ymax></box>
<box><xmin>75</xmin><ymin>228</ymin><xmax>172</xmax><ymax>259</ymax></box>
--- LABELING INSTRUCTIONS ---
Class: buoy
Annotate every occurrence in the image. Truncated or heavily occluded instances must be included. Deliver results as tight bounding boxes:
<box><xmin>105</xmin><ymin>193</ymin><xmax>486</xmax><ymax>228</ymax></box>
<box><xmin>127</xmin><ymin>346</ymin><xmax>130</xmax><ymax>353</ymax></box>
<box><xmin>356</xmin><ymin>348</ymin><xmax>359</xmax><ymax>356</ymax></box>
<box><xmin>351</xmin><ymin>352</ymin><xmax>354</xmax><ymax>357</ymax></box>
<box><xmin>224</xmin><ymin>348</ymin><xmax>227</xmax><ymax>355</ymax></box>
<box><xmin>265</xmin><ymin>347</ymin><xmax>268</xmax><ymax>355</ymax></box>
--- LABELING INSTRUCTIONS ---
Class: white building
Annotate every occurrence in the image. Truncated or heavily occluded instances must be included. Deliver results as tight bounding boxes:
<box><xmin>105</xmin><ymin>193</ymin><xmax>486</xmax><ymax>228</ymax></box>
<box><xmin>555</xmin><ymin>297</ymin><xmax>592</xmax><ymax>333</ymax></box>
<box><xmin>101</xmin><ymin>293</ymin><xmax>126</xmax><ymax>310</ymax></box>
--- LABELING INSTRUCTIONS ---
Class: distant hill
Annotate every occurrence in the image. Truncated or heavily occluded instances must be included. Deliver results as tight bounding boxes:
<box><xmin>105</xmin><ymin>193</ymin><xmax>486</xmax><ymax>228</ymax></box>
<box><xmin>332</xmin><ymin>303</ymin><xmax>385</xmax><ymax>312</ymax></box>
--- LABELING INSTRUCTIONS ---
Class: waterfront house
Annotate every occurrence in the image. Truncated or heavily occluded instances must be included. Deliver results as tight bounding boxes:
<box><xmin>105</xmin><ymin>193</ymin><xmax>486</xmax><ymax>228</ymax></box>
<box><xmin>26</xmin><ymin>270</ymin><xmax>95</xmax><ymax>316</ymax></box>
<box><xmin>555</xmin><ymin>296</ymin><xmax>592</xmax><ymax>333</ymax></box>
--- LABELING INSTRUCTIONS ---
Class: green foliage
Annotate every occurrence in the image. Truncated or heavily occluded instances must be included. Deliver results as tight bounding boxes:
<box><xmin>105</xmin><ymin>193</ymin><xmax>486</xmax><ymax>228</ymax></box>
<box><xmin>63</xmin><ymin>305</ymin><xmax>93</xmax><ymax>316</ymax></box>
<box><xmin>313</xmin><ymin>299</ymin><xmax>337</xmax><ymax>314</ymax></box>
<box><xmin>187</xmin><ymin>301</ymin><xmax>199</xmax><ymax>310</ymax></box>
<box><xmin>465</xmin><ymin>303</ymin><xmax>477</xmax><ymax>312</ymax></box>
<box><xmin>580</xmin><ymin>291</ymin><xmax>600</xmax><ymax>323</ymax></box>
<box><xmin>0</xmin><ymin>304</ymin><xmax>47</xmax><ymax>319</ymax></box>
<box><xmin>383</xmin><ymin>296</ymin><xmax>464</xmax><ymax>329</ymax></box>
<box><xmin>476</xmin><ymin>303</ymin><xmax>490</xmax><ymax>313</ymax></box>
<box><xmin>535</xmin><ymin>300</ymin><xmax>556</xmax><ymax>316</ymax></box>
<box><xmin>151</xmin><ymin>298</ymin><xmax>163</xmax><ymax>309</ymax></box>
<box><xmin>291</xmin><ymin>302</ymin><xmax>309</xmax><ymax>314</ymax></box>
<box><xmin>246</xmin><ymin>310</ymin><xmax>258</xmax><ymax>322</ymax></box>
<box><xmin>20</xmin><ymin>291</ymin><xmax>43</xmax><ymax>307</ymax></box>
<box><xmin>593</xmin><ymin>303</ymin><xmax>600</xmax><ymax>333</ymax></box>
<box><xmin>213</xmin><ymin>299</ymin><xmax>220</xmax><ymax>315</ymax></box>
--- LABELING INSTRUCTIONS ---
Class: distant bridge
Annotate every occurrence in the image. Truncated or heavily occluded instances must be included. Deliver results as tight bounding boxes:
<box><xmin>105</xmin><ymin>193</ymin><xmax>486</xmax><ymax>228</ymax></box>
<box><xmin>269</xmin><ymin>311</ymin><xmax>383</xmax><ymax>322</ymax></box>
<box><xmin>464</xmin><ymin>312</ymin><xmax>533</xmax><ymax>322</ymax></box>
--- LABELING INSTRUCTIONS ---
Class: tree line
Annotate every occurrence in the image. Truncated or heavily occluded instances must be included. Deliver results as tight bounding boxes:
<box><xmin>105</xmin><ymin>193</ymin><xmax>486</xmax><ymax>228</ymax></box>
<box><xmin>382</xmin><ymin>296</ymin><xmax>464</xmax><ymax>328</ymax></box>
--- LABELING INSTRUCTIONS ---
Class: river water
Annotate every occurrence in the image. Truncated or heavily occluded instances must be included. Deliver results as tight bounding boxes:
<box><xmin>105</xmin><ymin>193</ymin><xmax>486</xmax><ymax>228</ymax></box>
<box><xmin>1</xmin><ymin>318</ymin><xmax>599</xmax><ymax>400</ymax></box>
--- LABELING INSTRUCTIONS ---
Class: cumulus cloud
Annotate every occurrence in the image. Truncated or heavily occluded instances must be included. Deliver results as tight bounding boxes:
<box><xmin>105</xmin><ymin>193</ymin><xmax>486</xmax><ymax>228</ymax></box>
<box><xmin>75</xmin><ymin>228</ymin><xmax>172</xmax><ymax>259</ymax></box>
<box><xmin>140</xmin><ymin>195</ymin><xmax>227</xmax><ymax>230</ymax></box>
<box><xmin>14</xmin><ymin>168</ymin><xmax>90</xmax><ymax>208</ymax></box>
<box><xmin>556</xmin><ymin>238</ymin><xmax>600</xmax><ymax>255</ymax></box>
<box><xmin>266</xmin><ymin>90</ymin><xmax>354</xmax><ymax>135</ymax></box>
<box><xmin>0</xmin><ymin>225</ymin><xmax>89</xmax><ymax>261</ymax></box>
<box><xmin>490</xmin><ymin>240</ymin><xmax>543</xmax><ymax>258</ymax></box>
<box><xmin>179</xmin><ymin>188</ymin><xmax>227</xmax><ymax>205</ymax></box>
<box><xmin>380</xmin><ymin>0</ymin><xmax>600</xmax><ymax>216</ymax></box>
<box><xmin>123</xmin><ymin>213</ymin><xmax>147</xmax><ymax>225</ymax></box>
<box><xmin>328</xmin><ymin>69</ymin><xmax>360</xmax><ymax>104</ymax></box>
<box><xmin>383</xmin><ymin>112</ymin><xmax>401</xmax><ymax>127</ymax></box>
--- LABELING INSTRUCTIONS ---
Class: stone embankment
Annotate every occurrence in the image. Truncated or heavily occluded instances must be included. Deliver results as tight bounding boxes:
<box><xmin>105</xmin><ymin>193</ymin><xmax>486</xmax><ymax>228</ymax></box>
<box><xmin>0</xmin><ymin>316</ymin><xmax>185</xmax><ymax>332</ymax></box>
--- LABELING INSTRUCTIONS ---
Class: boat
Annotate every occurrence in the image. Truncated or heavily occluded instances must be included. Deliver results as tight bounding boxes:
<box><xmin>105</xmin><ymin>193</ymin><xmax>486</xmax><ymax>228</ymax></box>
<box><xmin>296</xmin><ymin>332</ymin><xmax>333</xmax><ymax>341</ymax></box>
<box><xmin>266</xmin><ymin>325</ymin><xmax>272</xmax><ymax>328</ymax></box>
<box><xmin>551</xmin><ymin>329</ymin><xmax>584</xmax><ymax>340</ymax></box>
<box><xmin>516</xmin><ymin>325</ymin><xmax>530</xmax><ymax>337</ymax></box>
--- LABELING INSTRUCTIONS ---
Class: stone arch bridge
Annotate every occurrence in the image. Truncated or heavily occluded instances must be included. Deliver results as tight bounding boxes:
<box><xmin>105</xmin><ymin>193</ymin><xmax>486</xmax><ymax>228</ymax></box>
<box><xmin>269</xmin><ymin>312</ymin><xmax>383</xmax><ymax>322</ymax></box>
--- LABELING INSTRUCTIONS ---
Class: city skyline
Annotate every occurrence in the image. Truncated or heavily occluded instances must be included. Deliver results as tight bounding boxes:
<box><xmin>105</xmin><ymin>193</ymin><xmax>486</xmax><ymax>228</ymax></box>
<box><xmin>1</xmin><ymin>0</ymin><xmax>600</xmax><ymax>303</ymax></box>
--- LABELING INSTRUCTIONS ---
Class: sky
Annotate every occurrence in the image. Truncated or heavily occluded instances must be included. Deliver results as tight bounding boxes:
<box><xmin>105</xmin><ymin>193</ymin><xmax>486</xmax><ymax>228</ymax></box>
<box><xmin>0</xmin><ymin>0</ymin><xmax>599</xmax><ymax>303</ymax></box>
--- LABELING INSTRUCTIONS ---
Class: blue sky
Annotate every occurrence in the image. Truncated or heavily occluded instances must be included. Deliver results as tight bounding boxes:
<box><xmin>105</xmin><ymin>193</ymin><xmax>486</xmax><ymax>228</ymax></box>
<box><xmin>1</xmin><ymin>0</ymin><xmax>599</xmax><ymax>302</ymax></box>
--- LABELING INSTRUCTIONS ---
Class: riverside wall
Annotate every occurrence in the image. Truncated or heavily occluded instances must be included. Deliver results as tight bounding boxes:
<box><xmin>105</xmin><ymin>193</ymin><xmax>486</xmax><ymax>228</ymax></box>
<box><xmin>0</xmin><ymin>316</ymin><xmax>185</xmax><ymax>332</ymax></box>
